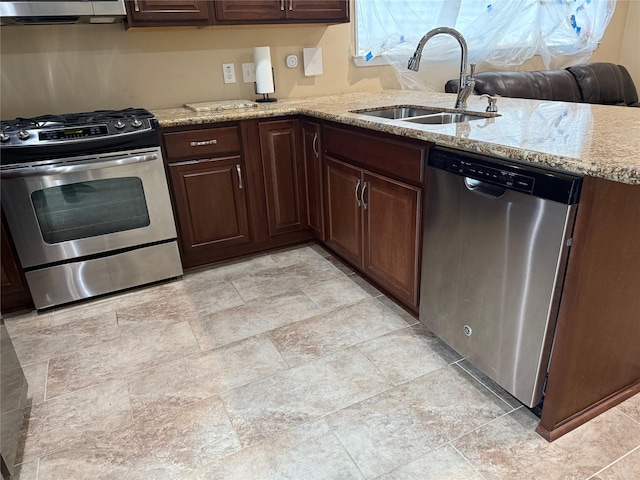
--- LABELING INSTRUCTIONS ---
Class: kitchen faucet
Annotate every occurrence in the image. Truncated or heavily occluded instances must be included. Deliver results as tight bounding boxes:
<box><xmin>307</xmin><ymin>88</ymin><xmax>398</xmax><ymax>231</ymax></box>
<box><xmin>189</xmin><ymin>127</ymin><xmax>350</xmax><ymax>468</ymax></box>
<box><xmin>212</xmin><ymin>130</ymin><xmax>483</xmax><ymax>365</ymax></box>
<box><xmin>407</xmin><ymin>27</ymin><xmax>476</xmax><ymax>110</ymax></box>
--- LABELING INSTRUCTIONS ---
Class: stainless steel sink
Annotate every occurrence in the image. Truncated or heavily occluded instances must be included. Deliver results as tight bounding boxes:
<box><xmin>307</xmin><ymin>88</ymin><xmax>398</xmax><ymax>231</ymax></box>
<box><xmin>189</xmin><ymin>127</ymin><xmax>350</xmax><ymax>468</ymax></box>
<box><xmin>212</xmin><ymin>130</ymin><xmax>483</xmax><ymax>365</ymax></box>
<box><xmin>350</xmin><ymin>106</ymin><xmax>443</xmax><ymax>119</ymax></box>
<box><xmin>403</xmin><ymin>112</ymin><xmax>486</xmax><ymax>124</ymax></box>
<box><xmin>351</xmin><ymin>105</ymin><xmax>496</xmax><ymax>124</ymax></box>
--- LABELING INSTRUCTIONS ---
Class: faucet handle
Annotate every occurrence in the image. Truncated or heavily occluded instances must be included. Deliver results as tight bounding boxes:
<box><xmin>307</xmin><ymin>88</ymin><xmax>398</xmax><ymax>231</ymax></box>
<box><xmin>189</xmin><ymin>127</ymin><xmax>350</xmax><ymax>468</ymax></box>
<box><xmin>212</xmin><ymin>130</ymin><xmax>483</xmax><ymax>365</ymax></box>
<box><xmin>469</xmin><ymin>62</ymin><xmax>476</xmax><ymax>77</ymax></box>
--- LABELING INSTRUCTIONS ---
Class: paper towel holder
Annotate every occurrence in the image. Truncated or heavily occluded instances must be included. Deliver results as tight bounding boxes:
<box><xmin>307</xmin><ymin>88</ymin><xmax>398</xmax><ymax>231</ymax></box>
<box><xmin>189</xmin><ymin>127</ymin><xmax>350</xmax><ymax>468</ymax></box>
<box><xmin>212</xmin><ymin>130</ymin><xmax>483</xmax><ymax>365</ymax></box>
<box><xmin>255</xmin><ymin>68</ymin><xmax>277</xmax><ymax>103</ymax></box>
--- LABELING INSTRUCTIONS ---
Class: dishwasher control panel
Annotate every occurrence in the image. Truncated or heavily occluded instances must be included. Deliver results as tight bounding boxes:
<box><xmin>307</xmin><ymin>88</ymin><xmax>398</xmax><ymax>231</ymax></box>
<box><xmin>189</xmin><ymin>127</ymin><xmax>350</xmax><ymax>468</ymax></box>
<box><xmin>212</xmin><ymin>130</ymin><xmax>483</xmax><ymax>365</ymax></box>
<box><xmin>429</xmin><ymin>147</ymin><xmax>582</xmax><ymax>205</ymax></box>
<box><xmin>448</xmin><ymin>159</ymin><xmax>535</xmax><ymax>194</ymax></box>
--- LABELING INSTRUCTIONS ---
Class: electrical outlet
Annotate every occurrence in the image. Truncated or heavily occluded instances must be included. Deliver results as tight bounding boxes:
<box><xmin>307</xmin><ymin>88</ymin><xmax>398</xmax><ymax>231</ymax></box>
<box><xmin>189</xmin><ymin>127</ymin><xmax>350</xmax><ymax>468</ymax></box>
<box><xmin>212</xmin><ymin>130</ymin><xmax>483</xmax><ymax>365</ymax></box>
<box><xmin>222</xmin><ymin>63</ymin><xmax>236</xmax><ymax>84</ymax></box>
<box><xmin>242</xmin><ymin>62</ymin><xmax>256</xmax><ymax>83</ymax></box>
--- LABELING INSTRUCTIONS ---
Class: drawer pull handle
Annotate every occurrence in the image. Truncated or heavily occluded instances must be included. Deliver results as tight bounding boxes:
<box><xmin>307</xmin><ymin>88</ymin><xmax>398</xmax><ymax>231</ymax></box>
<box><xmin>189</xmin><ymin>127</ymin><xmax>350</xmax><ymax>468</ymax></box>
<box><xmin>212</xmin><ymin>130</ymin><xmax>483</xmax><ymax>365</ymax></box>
<box><xmin>312</xmin><ymin>133</ymin><xmax>319</xmax><ymax>158</ymax></box>
<box><xmin>134</xmin><ymin>0</ymin><xmax>140</xmax><ymax>12</ymax></box>
<box><xmin>289</xmin><ymin>0</ymin><xmax>293</xmax><ymax>10</ymax></box>
<box><xmin>190</xmin><ymin>139</ymin><xmax>218</xmax><ymax>147</ymax></box>
<box><xmin>280</xmin><ymin>0</ymin><xmax>285</xmax><ymax>10</ymax></box>
<box><xmin>362</xmin><ymin>181</ymin><xmax>368</xmax><ymax>210</ymax></box>
<box><xmin>355</xmin><ymin>178</ymin><xmax>361</xmax><ymax>207</ymax></box>
<box><xmin>236</xmin><ymin>164</ymin><xmax>243</xmax><ymax>189</ymax></box>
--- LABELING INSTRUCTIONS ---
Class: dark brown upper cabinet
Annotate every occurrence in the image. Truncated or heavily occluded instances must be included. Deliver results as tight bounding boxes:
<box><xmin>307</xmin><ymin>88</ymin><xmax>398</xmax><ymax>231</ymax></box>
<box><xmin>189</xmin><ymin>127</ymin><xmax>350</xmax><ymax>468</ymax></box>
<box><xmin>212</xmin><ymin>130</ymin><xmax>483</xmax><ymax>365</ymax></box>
<box><xmin>213</xmin><ymin>0</ymin><xmax>349</xmax><ymax>24</ymax></box>
<box><xmin>125</xmin><ymin>0</ymin><xmax>213</xmax><ymax>27</ymax></box>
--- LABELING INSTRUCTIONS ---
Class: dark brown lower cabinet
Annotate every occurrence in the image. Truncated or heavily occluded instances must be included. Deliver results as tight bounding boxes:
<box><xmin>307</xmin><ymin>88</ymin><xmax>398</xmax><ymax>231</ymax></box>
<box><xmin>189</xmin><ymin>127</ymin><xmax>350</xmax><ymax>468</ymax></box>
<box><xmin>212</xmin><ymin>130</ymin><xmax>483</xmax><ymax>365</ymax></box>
<box><xmin>324</xmin><ymin>156</ymin><xmax>422</xmax><ymax>307</ymax></box>
<box><xmin>258</xmin><ymin>119</ymin><xmax>307</xmax><ymax>237</ymax></box>
<box><xmin>162</xmin><ymin>120</ymin><xmax>312</xmax><ymax>270</ymax></box>
<box><xmin>1</xmin><ymin>214</ymin><xmax>33</xmax><ymax>313</ymax></box>
<box><xmin>324</xmin><ymin>157</ymin><xmax>363</xmax><ymax>266</ymax></box>
<box><xmin>322</xmin><ymin>124</ymin><xmax>428</xmax><ymax>310</ymax></box>
<box><xmin>537</xmin><ymin>176</ymin><xmax>640</xmax><ymax>441</ymax></box>
<box><xmin>167</xmin><ymin>156</ymin><xmax>251</xmax><ymax>268</ymax></box>
<box><xmin>363</xmin><ymin>171</ymin><xmax>421</xmax><ymax>306</ymax></box>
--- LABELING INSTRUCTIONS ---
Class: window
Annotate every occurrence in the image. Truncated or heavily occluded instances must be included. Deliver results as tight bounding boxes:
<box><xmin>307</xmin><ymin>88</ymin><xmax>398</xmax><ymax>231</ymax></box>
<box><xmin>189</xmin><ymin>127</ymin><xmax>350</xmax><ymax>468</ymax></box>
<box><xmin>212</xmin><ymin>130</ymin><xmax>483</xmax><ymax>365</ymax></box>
<box><xmin>355</xmin><ymin>0</ymin><xmax>616</xmax><ymax>69</ymax></box>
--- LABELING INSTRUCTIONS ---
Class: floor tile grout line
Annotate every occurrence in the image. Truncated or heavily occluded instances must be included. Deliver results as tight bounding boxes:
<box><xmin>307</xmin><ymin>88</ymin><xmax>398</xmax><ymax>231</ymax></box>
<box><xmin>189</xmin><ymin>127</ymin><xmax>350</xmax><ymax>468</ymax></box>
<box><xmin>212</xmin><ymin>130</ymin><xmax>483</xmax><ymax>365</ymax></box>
<box><xmin>354</xmin><ymin>342</ymin><xmax>396</xmax><ymax>388</ymax></box>
<box><xmin>265</xmin><ymin>330</ymin><xmax>296</xmax><ymax>369</ymax></box>
<box><xmin>448</xmin><ymin>405</ymin><xmax>526</xmax><ymax>449</ymax></box>
<box><xmin>615</xmin><ymin>405</ymin><xmax>640</xmax><ymax>426</ymax></box>
<box><xmin>228</xmin><ymin>279</ymin><xmax>248</xmax><ymax>308</ymax></box>
<box><xmin>456</xmin><ymin>358</ymin><xmax>522</xmax><ymax>411</ymax></box>
<box><xmin>584</xmin><ymin>443</ymin><xmax>640</xmax><ymax>479</ymax></box>
<box><xmin>450</xmin><ymin>442</ymin><xmax>489</xmax><ymax>480</ymax></box>
<box><xmin>42</xmin><ymin>359</ymin><xmax>50</xmax><ymax>403</ymax></box>
<box><xmin>327</xmin><ymin>425</ymin><xmax>369</xmax><ymax>479</ymax></box>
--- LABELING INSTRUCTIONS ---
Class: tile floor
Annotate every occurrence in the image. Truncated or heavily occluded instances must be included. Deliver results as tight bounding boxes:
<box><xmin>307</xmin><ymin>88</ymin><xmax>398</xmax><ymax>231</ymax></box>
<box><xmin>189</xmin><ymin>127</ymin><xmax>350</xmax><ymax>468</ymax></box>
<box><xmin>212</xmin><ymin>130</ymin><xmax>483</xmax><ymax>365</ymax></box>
<box><xmin>4</xmin><ymin>243</ymin><xmax>640</xmax><ymax>480</ymax></box>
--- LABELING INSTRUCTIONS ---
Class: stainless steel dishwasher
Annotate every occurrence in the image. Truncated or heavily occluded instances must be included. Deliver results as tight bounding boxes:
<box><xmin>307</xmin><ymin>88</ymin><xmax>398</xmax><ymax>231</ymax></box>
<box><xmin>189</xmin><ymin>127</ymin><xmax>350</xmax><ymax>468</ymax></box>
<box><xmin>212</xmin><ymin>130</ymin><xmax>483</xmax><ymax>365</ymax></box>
<box><xmin>419</xmin><ymin>147</ymin><xmax>582</xmax><ymax>408</ymax></box>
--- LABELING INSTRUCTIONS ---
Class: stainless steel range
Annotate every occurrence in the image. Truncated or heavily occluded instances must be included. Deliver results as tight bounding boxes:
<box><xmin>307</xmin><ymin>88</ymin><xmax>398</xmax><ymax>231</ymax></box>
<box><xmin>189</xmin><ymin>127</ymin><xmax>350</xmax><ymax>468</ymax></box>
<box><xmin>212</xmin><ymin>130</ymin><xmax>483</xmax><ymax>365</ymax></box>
<box><xmin>0</xmin><ymin>108</ymin><xmax>183</xmax><ymax>310</ymax></box>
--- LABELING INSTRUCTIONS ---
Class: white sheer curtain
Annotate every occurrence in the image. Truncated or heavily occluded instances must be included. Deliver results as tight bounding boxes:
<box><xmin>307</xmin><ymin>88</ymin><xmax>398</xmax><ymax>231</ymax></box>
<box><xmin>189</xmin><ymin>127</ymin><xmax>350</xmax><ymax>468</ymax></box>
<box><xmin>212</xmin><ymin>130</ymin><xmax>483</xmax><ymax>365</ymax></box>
<box><xmin>356</xmin><ymin>0</ymin><xmax>617</xmax><ymax>91</ymax></box>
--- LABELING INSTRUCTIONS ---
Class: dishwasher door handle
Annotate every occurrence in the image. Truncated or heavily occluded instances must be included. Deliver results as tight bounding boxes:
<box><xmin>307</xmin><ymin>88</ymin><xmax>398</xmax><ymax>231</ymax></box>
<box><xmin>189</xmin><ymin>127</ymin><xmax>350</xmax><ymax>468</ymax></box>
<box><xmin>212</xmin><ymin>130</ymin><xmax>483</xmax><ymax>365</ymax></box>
<box><xmin>464</xmin><ymin>177</ymin><xmax>506</xmax><ymax>198</ymax></box>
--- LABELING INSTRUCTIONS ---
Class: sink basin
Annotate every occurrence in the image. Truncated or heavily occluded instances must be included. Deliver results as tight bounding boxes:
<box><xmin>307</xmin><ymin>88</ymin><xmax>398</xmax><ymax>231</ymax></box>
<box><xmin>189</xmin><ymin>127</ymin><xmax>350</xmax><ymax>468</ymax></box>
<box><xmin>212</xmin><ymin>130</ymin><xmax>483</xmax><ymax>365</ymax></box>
<box><xmin>403</xmin><ymin>113</ymin><xmax>486</xmax><ymax>124</ymax></box>
<box><xmin>351</xmin><ymin>105</ymin><xmax>497</xmax><ymax>124</ymax></box>
<box><xmin>350</xmin><ymin>106</ymin><xmax>443</xmax><ymax>119</ymax></box>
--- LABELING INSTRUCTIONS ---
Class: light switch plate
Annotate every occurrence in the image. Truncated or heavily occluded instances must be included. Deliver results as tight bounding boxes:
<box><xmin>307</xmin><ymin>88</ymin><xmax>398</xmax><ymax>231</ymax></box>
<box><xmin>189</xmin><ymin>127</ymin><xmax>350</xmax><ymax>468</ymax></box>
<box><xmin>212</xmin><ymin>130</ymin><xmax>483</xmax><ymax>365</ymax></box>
<box><xmin>303</xmin><ymin>48</ymin><xmax>323</xmax><ymax>77</ymax></box>
<box><xmin>242</xmin><ymin>63</ymin><xmax>256</xmax><ymax>83</ymax></box>
<box><xmin>222</xmin><ymin>63</ymin><xmax>236</xmax><ymax>84</ymax></box>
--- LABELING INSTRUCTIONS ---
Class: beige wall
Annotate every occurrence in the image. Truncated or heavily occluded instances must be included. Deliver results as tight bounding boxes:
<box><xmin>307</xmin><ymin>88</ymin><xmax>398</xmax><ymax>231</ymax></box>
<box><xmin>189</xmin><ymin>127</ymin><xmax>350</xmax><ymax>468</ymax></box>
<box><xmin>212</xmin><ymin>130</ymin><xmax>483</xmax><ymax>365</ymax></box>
<box><xmin>0</xmin><ymin>1</ymin><xmax>636</xmax><ymax>119</ymax></box>
<box><xmin>0</xmin><ymin>21</ymin><xmax>397</xmax><ymax>118</ymax></box>
<box><xmin>618</xmin><ymin>0</ymin><xmax>640</xmax><ymax>89</ymax></box>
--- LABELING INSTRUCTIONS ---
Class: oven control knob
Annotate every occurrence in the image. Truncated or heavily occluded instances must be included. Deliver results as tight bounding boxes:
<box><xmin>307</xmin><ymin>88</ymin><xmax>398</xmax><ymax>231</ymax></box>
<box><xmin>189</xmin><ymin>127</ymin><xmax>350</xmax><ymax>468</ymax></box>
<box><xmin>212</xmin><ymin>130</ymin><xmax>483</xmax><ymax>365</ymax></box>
<box><xmin>131</xmin><ymin>117</ymin><xmax>142</xmax><ymax>128</ymax></box>
<box><xmin>114</xmin><ymin>120</ymin><xmax>126</xmax><ymax>129</ymax></box>
<box><xmin>17</xmin><ymin>129</ymin><xmax>30</xmax><ymax>141</ymax></box>
<box><xmin>0</xmin><ymin>132</ymin><xmax>9</xmax><ymax>143</ymax></box>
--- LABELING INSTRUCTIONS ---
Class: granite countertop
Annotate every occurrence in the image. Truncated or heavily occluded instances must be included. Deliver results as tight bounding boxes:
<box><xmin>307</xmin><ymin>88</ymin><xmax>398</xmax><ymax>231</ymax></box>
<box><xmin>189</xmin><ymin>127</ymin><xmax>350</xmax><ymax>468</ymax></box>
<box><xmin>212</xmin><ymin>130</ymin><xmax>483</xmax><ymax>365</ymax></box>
<box><xmin>152</xmin><ymin>90</ymin><xmax>640</xmax><ymax>185</ymax></box>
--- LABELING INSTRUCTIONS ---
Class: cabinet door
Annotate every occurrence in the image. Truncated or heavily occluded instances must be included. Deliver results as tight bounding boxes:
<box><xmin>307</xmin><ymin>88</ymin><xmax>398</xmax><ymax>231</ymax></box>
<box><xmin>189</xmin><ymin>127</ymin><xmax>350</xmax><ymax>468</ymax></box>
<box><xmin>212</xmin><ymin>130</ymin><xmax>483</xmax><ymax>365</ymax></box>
<box><xmin>362</xmin><ymin>171</ymin><xmax>422</xmax><ymax>307</ymax></box>
<box><xmin>288</xmin><ymin>0</ymin><xmax>349</xmax><ymax>21</ymax></box>
<box><xmin>168</xmin><ymin>156</ymin><xmax>250</xmax><ymax>267</ymax></box>
<box><xmin>125</xmin><ymin>0</ymin><xmax>212</xmax><ymax>26</ymax></box>
<box><xmin>324</xmin><ymin>156</ymin><xmax>363</xmax><ymax>266</ymax></box>
<box><xmin>302</xmin><ymin>120</ymin><xmax>324</xmax><ymax>240</ymax></box>
<box><xmin>259</xmin><ymin>120</ymin><xmax>307</xmax><ymax>237</ymax></box>
<box><xmin>214</xmin><ymin>0</ymin><xmax>283</xmax><ymax>22</ymax></box>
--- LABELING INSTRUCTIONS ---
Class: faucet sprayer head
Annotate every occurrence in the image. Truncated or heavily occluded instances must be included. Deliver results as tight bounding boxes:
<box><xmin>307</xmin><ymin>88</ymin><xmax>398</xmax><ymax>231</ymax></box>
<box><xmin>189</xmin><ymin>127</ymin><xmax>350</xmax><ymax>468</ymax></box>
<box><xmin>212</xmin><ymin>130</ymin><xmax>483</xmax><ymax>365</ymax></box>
<box><xmin>407</xmin><ymin>52</ymin><xmax>421</xmax><ymax>71</ymax></box>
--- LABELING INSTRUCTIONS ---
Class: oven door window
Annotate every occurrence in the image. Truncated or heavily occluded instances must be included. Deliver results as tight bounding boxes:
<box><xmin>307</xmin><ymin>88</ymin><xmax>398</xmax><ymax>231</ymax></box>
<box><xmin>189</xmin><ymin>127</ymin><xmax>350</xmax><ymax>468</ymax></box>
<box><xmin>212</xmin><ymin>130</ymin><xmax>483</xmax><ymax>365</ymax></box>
<box><xmin>31</xmin><ymin>177</ymin><xmax>151</xmax><ymax>244</ymax></box>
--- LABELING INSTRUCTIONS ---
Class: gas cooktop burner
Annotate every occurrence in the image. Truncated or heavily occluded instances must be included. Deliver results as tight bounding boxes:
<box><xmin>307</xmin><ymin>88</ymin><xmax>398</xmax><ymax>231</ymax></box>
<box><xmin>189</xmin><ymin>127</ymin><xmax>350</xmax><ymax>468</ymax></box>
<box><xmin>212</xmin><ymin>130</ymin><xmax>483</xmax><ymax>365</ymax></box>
<box><xmin>0</xmin><ymin>108</ymin><xmax>158</xmax><ymax>151</ymax></box>
<box><xmin>2</xmin><ymin>108</ymin><xmax>154</xmax><ymax>131</ymax></box>
<box><xmin>0</xmin><ymin>108</ymin><xmax>160</xmax><ymax>165</ymax></box>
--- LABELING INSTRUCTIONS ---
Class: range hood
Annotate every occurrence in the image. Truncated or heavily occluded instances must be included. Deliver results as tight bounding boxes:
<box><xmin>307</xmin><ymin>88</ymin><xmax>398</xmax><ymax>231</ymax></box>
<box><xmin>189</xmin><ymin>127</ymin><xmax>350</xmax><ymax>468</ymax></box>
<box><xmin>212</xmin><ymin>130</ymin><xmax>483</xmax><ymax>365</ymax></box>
<box><xmin>1</xmin><ymin>0</ymin><xmax>126</xmax><ymax>25</ymax></box>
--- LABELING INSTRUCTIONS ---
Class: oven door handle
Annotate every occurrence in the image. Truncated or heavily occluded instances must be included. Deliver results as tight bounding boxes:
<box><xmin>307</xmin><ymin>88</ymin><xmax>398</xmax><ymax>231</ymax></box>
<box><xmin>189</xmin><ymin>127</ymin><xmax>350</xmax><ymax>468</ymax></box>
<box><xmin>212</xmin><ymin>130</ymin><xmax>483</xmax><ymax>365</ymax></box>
<box><xmin>0</xmin><ymin>152</ymin><xmax>159</xmax><ymax>178</ymax></box>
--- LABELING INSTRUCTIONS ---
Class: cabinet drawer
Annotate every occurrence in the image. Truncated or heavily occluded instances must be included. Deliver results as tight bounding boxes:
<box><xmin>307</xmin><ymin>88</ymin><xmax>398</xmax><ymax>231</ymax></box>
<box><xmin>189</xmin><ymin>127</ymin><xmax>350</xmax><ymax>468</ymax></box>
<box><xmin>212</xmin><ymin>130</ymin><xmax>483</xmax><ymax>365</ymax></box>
<box><xmin>323</xmin><ymin>125</ymin><xmax>426</xmax><ymax>184</ymax></box>
<box><xmin>163</xmin><ymin>126</ymin><xmax>241</xmax><ymax>160</ymax></box>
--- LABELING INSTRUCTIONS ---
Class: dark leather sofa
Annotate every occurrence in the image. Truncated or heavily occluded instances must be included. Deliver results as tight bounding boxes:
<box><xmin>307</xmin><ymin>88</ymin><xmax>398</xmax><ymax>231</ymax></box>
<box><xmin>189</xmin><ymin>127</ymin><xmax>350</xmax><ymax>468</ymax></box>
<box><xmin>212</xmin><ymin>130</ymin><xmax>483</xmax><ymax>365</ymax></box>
<box><xmin>445</xmin><ymin>62</ymin><xmax>639</xmax><ymax>107</ymax></box>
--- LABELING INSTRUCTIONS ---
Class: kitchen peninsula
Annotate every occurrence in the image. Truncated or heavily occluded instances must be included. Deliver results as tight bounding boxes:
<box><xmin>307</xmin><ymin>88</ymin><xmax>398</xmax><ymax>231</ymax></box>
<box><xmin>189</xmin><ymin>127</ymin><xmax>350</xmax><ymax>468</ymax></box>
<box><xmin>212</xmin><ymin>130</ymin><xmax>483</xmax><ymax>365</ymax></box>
<box><xmin>153</xmin><ymin>89</ymin><xmax>640</xmax><ymax>442</ymax></box>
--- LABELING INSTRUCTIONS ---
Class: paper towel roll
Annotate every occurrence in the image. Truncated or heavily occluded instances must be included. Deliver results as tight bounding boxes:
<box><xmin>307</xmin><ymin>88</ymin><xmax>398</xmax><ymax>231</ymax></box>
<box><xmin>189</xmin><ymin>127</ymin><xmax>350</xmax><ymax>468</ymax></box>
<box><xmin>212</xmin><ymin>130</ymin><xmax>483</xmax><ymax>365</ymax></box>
<box><xmin>254</xmin><ymin>46</ymin><xmax>275</xmax><ymax>94</ymax></box>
